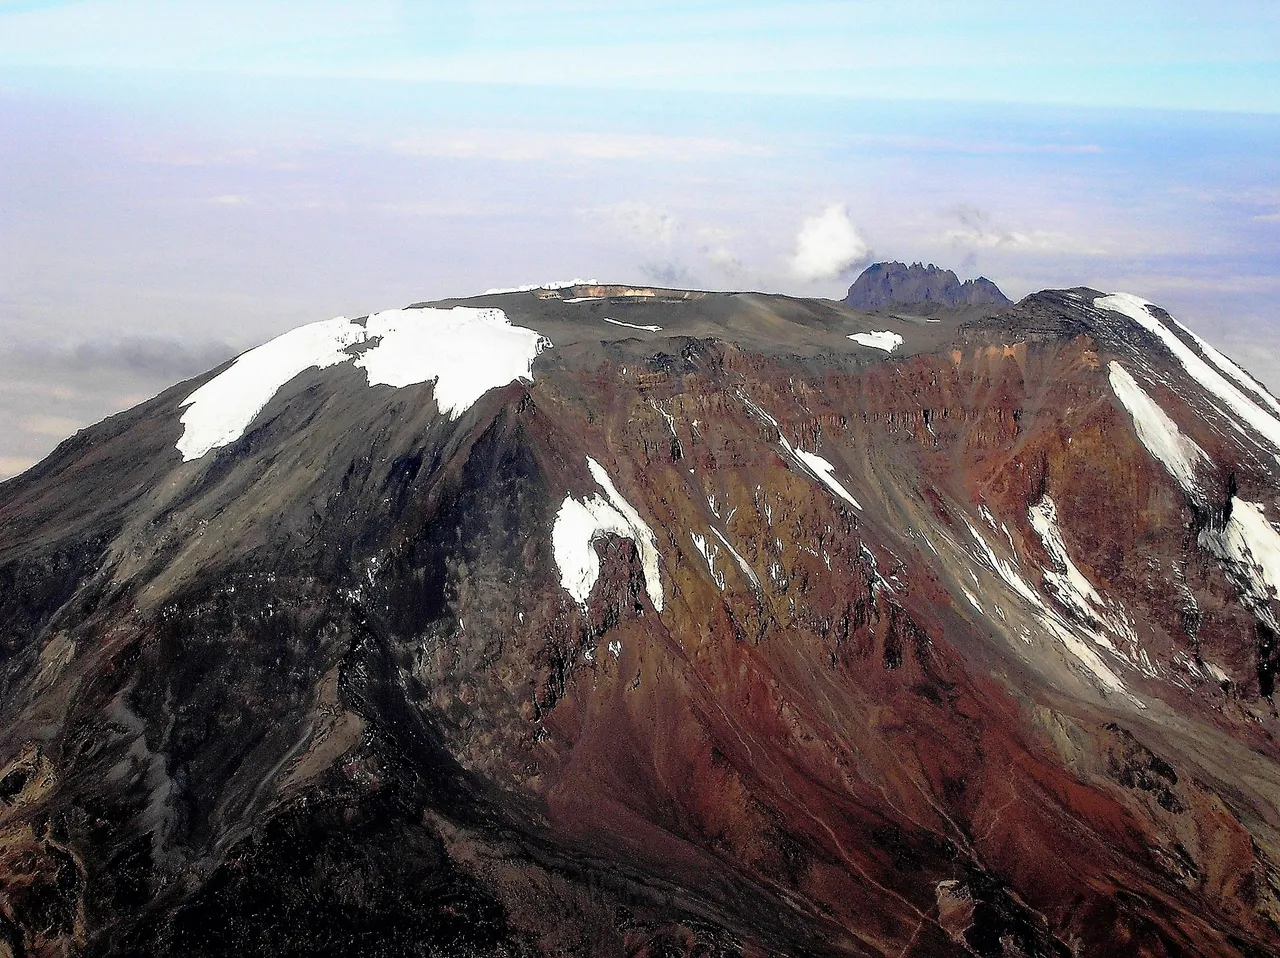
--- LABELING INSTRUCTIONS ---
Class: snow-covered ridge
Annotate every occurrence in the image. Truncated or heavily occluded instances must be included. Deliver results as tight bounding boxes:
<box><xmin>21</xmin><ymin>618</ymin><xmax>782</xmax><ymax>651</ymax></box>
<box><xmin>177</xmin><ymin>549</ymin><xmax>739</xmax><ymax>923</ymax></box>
<box><xmin>176</xmin><ymin>307</ymin><xmax>550</xmax><ymax>461</ymax></box>
<box><xmin>552</xmin><ymin>457</ymin><xmax>665</xmax><ymax>611</ymax></box>
<box><xmin>1107</xmin><ymin>362</ymin><xmax>1208</xmax><ymax>493</ymax></box>
<box><xmin>848</xmin><ymin>331</ymin><xmax>904</xmax><ymax>353</ymax></box>
<box><xmin>1168</xmin><ymin>314</ymin><xmax>1280</xmax><ymax>420</ymax></box>
<box><xmin>355</xmin><ymin>307</ymin><xmax>549</xmax><ymax>417</ymax></box>
<box><xmin>1105</xmin><ymin>352</ymin><xmax>1280</xmax><ymax>636</ymax></box>
<box><xmin>177</xmin><ymin>318</ymin><xmax>366</xmax><ymax>461</ymax></box>
<box><xmin>1095</xmin><ymin>293</ymin><xmax>1280</xmax><ymax>456</ymax></box>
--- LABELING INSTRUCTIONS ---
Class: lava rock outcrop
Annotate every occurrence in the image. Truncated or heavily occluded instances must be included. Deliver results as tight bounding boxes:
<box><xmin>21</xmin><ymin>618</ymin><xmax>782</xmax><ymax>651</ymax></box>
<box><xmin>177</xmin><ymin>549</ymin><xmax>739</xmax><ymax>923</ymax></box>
<box><xmin>845</xmin><ymin>261</ymin><xmax>1011</xmax><ymax>310</ymax></box>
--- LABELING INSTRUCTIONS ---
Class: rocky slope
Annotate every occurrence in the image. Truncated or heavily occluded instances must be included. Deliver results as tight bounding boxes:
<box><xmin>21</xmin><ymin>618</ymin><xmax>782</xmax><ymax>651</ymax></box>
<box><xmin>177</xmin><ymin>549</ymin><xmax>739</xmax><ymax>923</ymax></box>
<box><xmin>1</xmin><ymin>282</ymin><xmax>1279</xmax><ymax>956</ymax></box>
<box><xmin>845</xmin><ymin>262</ymin><xmax>1011</xmax><ymax>310</ymax></box>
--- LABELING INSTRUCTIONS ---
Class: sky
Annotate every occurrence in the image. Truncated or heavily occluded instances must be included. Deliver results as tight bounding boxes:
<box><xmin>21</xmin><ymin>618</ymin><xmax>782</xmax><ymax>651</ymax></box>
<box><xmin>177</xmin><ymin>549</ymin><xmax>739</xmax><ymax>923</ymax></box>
<box><xmin>2</xmin><ymin>0</ymin><xmax>1279</xmax><ymax>478</ymax></box>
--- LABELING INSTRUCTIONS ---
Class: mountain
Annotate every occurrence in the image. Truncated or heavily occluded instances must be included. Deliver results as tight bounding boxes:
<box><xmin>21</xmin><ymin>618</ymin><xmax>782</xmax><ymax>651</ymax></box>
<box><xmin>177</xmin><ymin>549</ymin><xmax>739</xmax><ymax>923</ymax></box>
<box><xmin>845</xmin><ymin>261</ymin><xmax>1012</xmax><ymax>309</ymax></box>
<box><xmin>2</xmin><ymin>281</ymin><xmax>1280</xmax><ymax>956</ymax></box>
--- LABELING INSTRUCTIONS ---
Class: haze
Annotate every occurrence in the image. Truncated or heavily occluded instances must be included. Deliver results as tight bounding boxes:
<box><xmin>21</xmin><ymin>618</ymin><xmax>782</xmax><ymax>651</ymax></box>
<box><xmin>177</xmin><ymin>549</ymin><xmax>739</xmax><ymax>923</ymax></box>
<box><xmin>2</xmin><ymin>0</ymin><xmax>1278</xmax><ymax>478</ymax></box>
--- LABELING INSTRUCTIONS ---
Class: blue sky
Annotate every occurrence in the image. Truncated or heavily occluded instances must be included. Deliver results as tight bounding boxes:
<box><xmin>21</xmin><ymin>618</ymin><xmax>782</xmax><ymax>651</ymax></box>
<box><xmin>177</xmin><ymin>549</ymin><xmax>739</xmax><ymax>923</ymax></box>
<box><xmin>1</xmin><ymin>1</ymin><xmax>1279</xmax><ymax>476</ymax></box>
<box><xmin>2</xmin><ymin>1</ymin><xmax>1279</xmax><ymax>111</ymax></box>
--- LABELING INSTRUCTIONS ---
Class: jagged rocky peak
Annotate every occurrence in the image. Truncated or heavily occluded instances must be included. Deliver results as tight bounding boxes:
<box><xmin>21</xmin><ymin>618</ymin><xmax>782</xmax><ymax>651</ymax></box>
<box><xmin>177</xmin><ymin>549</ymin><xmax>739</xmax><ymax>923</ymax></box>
<box><xmin>845</xmin><ymin>259</ymin><xmax>1012</xmax><ymax>309</ymax></box>
<box><xmin>3</xmin><ymin>282</ymin><xmax>1280</xmax><ymax>956</ymax></box>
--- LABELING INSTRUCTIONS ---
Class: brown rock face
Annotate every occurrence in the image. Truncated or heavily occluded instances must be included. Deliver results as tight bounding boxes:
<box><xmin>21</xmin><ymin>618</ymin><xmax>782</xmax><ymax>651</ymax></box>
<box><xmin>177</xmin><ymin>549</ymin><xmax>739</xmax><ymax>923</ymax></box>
<box><xmin>1</xmin><ymin>286</ymin><xmax>1279</xmax><ymax>956</ymax></box>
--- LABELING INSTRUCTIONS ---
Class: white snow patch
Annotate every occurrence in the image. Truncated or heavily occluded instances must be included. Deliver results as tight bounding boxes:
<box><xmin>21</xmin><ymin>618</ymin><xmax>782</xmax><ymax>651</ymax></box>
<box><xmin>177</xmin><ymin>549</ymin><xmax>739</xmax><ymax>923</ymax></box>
<box><xmin>712</xmin><ymin>528</ymin><xmax>761</xmax><ymax>589</ymax></box>
<box><xmin>965</xmin><ymin>518</ymin><xmax>1136</xmax><ymax>702</ymax></box>
<box><xmin>965</xmin><ymin>520</ymin><xmax>1040</xmax><ymax>607</ymax></box>
<box><xmin>608</xmin><ymin>639</ymin><xmax>622</xmax><ymax>659</ymax></box>
<box><xmin>691</xmin><ymin>532</ymin><xmax>725</xmax><ymax>590</ymax></box>
<box><xmin>738</xmin><ymin>391</ymin><xmax>863</xmax><ymax>511</ymax></box>
<box><xmin>794</xmin><ymin>450</ymin><xmax>863</xmax><ymax>510</ymax></box>
<box><xmin>587</xmin><ymin>457</ymin><xmax>664</xmax><ymax>611</ymax></box>
<box><xmin>860</xmin><ymin>543</ymin><xmax>893</xmax><ymax>594</ymax></box>
<box><xmin>1030</xmin><ymin>497</ymin><xmax>1105</xmax><ymax>614</ymax></box>
<box><xmin>848</xmin><ymin>331</ymin><xmax>905</xmax><ymax>353</ymax></box>
<box><xmin>355</xmin><ymin>307</ymin><xmax>549</xmax><ymax>417</ymax></box>
<box><xmin>551</xmin><ymin>457</ymin><xmax>665</xmax><ymax>611</ymax></box>
<box><xmin>1169</xmin><ymin>316</ymin><xmax>1280</xmax><ymax>420</ymax></box>
<box><xmin>1029</xmin><ymin>495</ymin><xmax>1138</xmax><ymax>655</ymax></box>
<box><xmin>603</xmin><ymin>317</ymin><xmax>663</xmax><ymax>332</ymax></box>
<box><xmin>979</xmin><ymin>505</ymin><xmax>998</xmax><ymax>531</ymax></box>
<box><xmin>1096</xmin><ymin>293</ymin><xmax>1280</xmax><ymax>454</ymax></box>
<box><xmin>1046</xmin><ymin>621</ymin><xmax>1131</xmax><ymax>697</ymax></box>
<box><xmin>177</xmin><ymin>317</ymin><xmax>365</xmax><ymax>460</ymax></box>
<box><xmin>1199</xmin><ymin>498</ymin><xmax>1280</xmax><ymax>629</ymax></box>
<box><xmin>482</xmin><ymin>278</ymin><xmax>598</xmax><ymax>295</ymax></box>
<box><xmin>1108</xmin><ymin>362</ymin><xmax>1208</xmax><ymax>492</ymax></box>
<box><xmin>961</xmin><ymin>588</ymin><xmax>983</xmax><ymax>612</ymax></box>
<box><xmin>1204</xmin><ymin>661</ymin><xmax>1230</xmax><ymax>684</ymax></box>
<box><xmin>552</xmin><ymin>495</ymin><xmax>634</xmax><ymax>607</ymax></box>
<box><xmin>178</xmin><ymin>306</ymin><xmax>550</xmax><ymax>460</ymax></box>
<box><xmin>652</xmin><ymin>402</ymin><xmax>677</xmax><ymax>437</ymax></box>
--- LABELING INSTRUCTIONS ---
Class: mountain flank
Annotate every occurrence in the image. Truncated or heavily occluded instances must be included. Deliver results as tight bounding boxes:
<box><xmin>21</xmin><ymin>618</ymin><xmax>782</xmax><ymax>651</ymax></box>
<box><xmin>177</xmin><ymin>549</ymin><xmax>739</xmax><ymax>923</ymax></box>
<box><xmin>1</xmin><ymin>278</ymin><xmax>1280</xmax><ymax>956</ymax></box>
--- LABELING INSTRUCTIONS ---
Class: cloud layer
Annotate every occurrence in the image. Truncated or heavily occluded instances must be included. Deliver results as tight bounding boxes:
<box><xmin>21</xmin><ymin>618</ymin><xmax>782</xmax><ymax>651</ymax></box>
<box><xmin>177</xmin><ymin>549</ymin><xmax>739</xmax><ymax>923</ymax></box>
<box><xmin>0</xmin><ymin>336</ymin><xmax>234</xmax><ymax>479</ymax></box>
<box><xmin>790</xmin><ymin>205</ymin><xmax>871</xmax><ymax>282</ymax></box>
<box><xmin>2</xmin><ymin>77</ymin><xmax>1278</xmax><ymax>478</ymax></box>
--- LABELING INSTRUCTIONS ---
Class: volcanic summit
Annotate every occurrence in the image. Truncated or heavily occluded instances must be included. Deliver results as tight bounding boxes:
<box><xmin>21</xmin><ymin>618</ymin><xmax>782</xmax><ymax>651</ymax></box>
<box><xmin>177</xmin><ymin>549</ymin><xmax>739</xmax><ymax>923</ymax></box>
<box><xmin>2</xmin><ymin>279</ymin><xmax>1279</xmax><ymax>956</ymax></box>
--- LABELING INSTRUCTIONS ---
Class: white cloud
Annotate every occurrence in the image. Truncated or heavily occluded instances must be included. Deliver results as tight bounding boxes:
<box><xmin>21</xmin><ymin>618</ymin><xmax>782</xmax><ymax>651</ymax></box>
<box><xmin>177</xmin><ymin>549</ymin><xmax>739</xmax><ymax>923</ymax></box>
<box><xmin>789</xmin><ymin>204</ymin><xmax>870</xmax><ymax>281</ymax></box>
<box><xmin>0</xmin><ymin>455</ymin><xmax>36</xmax><ymax>480</ymax></box>
<box><xmin>1115</xmin><ymin>274</ymin><xmax>1280</xmax><ymax>295</ymax></box>
<box><xmin>589</xmin><ymin>201</ymin><xmax>678</xmax><ymax>247</ymax></box>
<box><xmin>707</xmin><ymin>245</ymin><xmax>744</xmax><ymax>276</ymax></box>
<box><xmin>939</xmin><ymin>204</ymin><xmax>1105</xmax><ymax>255</ymax></box>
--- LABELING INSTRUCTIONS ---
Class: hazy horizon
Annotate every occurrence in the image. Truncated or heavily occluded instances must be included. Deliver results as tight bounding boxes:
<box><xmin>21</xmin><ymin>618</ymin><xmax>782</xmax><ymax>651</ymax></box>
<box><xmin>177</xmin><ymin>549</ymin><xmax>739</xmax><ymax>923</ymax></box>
<box><xmin>3</xmin><ymin>1</ymin><xmax>1278</xmax><ymax>479</ymax></box>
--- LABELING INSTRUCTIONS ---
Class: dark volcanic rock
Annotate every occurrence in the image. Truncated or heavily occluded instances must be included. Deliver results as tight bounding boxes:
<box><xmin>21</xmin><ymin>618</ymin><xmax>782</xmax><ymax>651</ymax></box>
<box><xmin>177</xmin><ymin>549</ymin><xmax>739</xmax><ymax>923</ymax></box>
<box><xmin>845</xmin><ymin>261</ymin><xmax>1011</xmax><ymax>309</ymax></box>
<box><xmin>1</xmin><ymin>282</ymin><xmax>1280</xmax><ymax>956</ymax></box>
